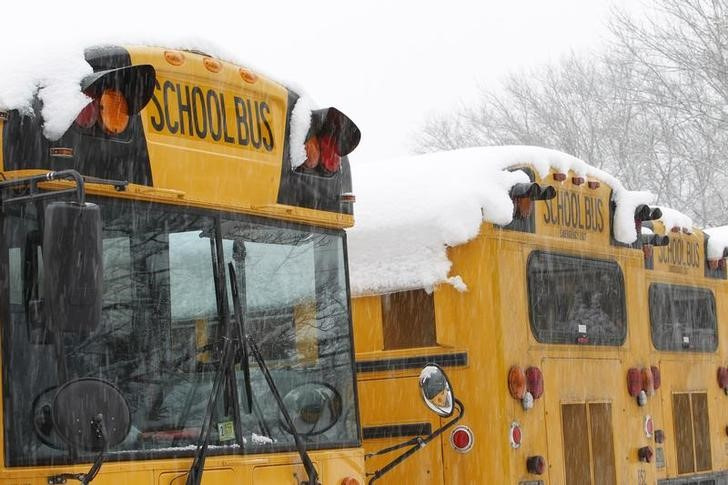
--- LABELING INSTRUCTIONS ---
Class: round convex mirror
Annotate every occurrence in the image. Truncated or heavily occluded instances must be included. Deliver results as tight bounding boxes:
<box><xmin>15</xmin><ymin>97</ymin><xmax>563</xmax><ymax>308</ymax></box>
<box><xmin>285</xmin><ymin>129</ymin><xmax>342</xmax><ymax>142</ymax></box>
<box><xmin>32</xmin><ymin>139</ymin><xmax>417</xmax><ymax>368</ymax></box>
<box><xmin>419</xmin><ymin>364</ymin><xmax>454</xmax><ymax>417</ymax></box>
<box><xmin>52</xmin><ymin>378</ymin><xmax>131</xmax><ymax>452</ymax></box>
<box><xmin>280</xmin><ymin>383</ymin><xmax>343</xmax><ymax>436</ymax></box>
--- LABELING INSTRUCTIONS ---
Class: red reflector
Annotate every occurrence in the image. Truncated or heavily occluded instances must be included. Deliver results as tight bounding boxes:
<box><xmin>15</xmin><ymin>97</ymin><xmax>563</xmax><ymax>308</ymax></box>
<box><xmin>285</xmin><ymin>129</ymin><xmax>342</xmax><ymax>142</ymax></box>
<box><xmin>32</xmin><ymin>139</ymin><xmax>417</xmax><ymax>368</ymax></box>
<box><xmin>319</xmin><ymin>135</ymin><xmax>341</xmax><ymax>173</ymax></box>
<box><xmin>525</xmin><ymin>367</ymin><xmax>544</xmax><ymax>399</ymax></box>
<box><xmin>450</xmin><ymin>426</ymin><xmax>474</xmax><ymax>453</ymax></box>
<box><xmin>627</xmin><ymin>368</ymin><xmax>641</xmax><ymax>397</ymax></box>
<box><xmin>572</xmin><ymin>176</ymin><xmax>584</xmax><ymax>185</ymax></box>
<box><xmin>644</xmin><ymin>415</ymin><xmax>654</xmax><ymax>438</ymax></box>
<box><xmin>588</xmin><ymin>180</ymin><xmax>600</xmax><ymax>189</ymax></box>
<box><xmin>553</xmin><ymin>172</ymin><xmax>566</xmax><ymax>182</ymax></box>
<box><xmin>510</xmin><ymin>422</ymin><xmax>522</xmax><ymax>449</ymax></box>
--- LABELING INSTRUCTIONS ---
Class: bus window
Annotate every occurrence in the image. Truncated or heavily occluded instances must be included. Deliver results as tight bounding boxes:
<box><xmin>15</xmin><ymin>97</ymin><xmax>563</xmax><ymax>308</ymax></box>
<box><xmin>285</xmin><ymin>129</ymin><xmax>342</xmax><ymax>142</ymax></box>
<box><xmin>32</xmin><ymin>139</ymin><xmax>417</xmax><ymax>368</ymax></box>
<box><xmin>527</xmin><ymin>252</ymin><xmax>626</xmax><ymax>345</ymax></box>
<box><xmin>649</xmin><ymin>284</ymin><xmax>717</xmax><ymax>352</ymax></box>
<box><xmin>381</xmin><ymin>289</ymin><xmax>436</xmax><ymax>350</ymax></box>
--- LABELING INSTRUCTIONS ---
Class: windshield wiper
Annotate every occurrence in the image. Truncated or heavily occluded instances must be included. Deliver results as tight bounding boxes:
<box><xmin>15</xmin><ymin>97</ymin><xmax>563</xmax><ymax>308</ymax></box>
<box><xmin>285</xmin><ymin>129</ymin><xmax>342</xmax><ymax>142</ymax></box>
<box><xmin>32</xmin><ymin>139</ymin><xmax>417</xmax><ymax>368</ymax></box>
<box><xmin>228</xmin><ymin>262</ymin><xmax>320</xmax><ymax>485</ymax></box>
<box><xmin>185</xmin><ymin>227</ymin><xmax>244</xmax><ymax>485</ymax></box>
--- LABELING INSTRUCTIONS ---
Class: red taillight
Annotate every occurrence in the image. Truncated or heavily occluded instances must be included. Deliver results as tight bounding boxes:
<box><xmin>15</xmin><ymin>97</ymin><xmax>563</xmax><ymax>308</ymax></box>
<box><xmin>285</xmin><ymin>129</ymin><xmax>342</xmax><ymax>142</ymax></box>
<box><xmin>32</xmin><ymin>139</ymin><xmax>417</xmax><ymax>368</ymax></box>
<box><xmin>75</xmin><ymin>100</ymin><xmax>99</xmax><ymax>129</ymax></box>
<box><xmin>627</xmin><ymin>368</ymin><xmax>641</xmax><ymax>397</ymax></box>
<box><xmin>553</xmin><ymin>172</ymin><xmax>566</xmax><ymax>182</ymax></box>
<box><xmin>450</xmin><ymin>426</ymin><xmax>474</xmax><ymax>453</ymax></box>
<box><xmin>572</xmin><ymin>176</ymin><xmax>585</xmax><ymax>185</ymax></box>
<box><xmin>509</xmin><ymin>422</ymin><xmax>522</xmax><ymax>449</ymax></box>
<box><xmin>719</xmin><ymin>367</ymin><xmax>728</xmax><ymax>390</ymax></box>
<box><xmin>651</xmin><ymin>365</ymin><xmax>661</xmax><ymax>390</ymax></box>
<box><xmin>525</xmin><ymin>366</ymin><xmax>544</xmax><ymax>399</ymax></box>
<box><xmin>588</xmin><ymin>180</ymin><xmax>600</xmax><ymax>189</ymax></box>
<box><xmin>319</xmin><ymin>135</ymin><xmax>341</xmax><ymax>173</ymax></box>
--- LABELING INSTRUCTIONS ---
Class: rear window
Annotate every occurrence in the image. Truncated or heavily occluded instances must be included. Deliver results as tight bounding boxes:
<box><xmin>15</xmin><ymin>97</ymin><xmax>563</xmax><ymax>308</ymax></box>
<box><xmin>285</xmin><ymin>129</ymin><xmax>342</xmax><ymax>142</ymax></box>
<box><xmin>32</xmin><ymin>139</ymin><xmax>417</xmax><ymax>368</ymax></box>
<box><xmin>527</xmin><ymin>251</ymin><xmax>626</xmax><ymax>345</ymax></box>
<box><xmin>649</xmin><ymin>284</ymin><xmax>717</xmax><ymax>352</ymax></box>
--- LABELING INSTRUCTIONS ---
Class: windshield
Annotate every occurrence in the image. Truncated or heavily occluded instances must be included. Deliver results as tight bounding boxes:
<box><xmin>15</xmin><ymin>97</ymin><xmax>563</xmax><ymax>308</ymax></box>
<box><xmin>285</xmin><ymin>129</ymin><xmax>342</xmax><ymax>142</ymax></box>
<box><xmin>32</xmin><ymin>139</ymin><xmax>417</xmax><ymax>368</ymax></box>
<box><xmin>2</xmin><ymin>196</ymin><xmax>358</xmax><ymax>466</ymax></box>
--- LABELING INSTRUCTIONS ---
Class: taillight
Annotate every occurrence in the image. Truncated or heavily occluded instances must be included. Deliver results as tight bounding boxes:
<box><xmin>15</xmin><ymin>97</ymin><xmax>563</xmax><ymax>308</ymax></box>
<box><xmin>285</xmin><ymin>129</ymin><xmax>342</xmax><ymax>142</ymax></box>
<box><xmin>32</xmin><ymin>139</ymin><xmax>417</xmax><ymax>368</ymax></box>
<box><xmin>450</xmin><ymin>425</ymin><xmax>474</xmax><ymax>453</ymax></box>
<box><xmin>319</xmin><ymin>135</ymin><xmax>341</xmax><ymax>173</ymax></box>
<box><xmin>525</xmin><ymin>367</ymin><xmax>544</xmax><ymax>399</ymax></box>
<box><xmin>718</xmin><ymin>367</ymin><xmax>728</xmax><ymax>391</ymax></box>
<box><xmin>508</xmin><ymin>366</ymin><xmax>527</xmax><ymax>400</ymax></box>
<box><xmin>75</xmin><ymin>100</ymin><xmax>99</xmax><ymax>129</ymax></box>
<box><xmin>98</xmin><ymin>89</ymin><xmax>129</xmax><ymax>134</ymax></box>
<box><xmin>627</xmin><ymin>368</ymin><xmax>641</xmax><ymax>397</ymax></box>
<box><xmin>642</xmin><ymin>367</ymin><xmax>654</xmax><ymax>396</ymax></box>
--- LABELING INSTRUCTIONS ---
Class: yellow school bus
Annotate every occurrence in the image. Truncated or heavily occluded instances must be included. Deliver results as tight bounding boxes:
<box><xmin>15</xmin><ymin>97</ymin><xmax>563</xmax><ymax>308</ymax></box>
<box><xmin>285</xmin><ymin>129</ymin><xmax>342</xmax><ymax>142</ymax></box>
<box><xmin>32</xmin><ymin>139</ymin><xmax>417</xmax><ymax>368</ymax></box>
<box><xmin>0</xmin><ymin>44</ymin><xmax>363</xmax><ymax>484</ymax></box>
<box><xmin>349</xmin><ymin>149</ymin><xmax>728</xmax><ymax>484</ymax></box>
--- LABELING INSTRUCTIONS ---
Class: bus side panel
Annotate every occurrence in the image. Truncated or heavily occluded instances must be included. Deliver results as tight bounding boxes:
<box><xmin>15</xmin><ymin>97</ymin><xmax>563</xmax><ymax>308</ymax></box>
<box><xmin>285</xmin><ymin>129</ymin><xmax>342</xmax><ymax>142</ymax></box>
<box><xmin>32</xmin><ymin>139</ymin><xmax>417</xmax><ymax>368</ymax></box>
<box><xmin>359</xmin><ymin>376</ymin><xmax>445</xmax><ymax>484</ymax></box>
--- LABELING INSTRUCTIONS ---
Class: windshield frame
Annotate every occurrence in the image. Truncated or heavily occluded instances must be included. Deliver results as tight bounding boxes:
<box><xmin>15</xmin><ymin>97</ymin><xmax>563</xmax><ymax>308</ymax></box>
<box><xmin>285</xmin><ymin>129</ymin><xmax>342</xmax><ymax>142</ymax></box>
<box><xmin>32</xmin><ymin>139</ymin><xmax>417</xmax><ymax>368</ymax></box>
<box><xmin>0</xmin><ymin>192</ymin><xmax>361</xmax><ymax>467</ymax></box>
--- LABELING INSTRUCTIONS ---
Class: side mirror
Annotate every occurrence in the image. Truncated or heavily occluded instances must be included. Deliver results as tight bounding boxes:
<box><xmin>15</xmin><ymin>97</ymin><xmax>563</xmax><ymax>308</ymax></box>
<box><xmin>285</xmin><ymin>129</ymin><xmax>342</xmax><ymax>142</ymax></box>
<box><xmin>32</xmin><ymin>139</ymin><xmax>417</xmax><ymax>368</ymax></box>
<box><xmin>419</xmin><ymin>364</ymin><xmax>455</xmax><ymax>417</ymax></box>
<box><xmin>43</xmin><ymin>201</ymin><xmax>103</xmax><ymax>333</ymax></box>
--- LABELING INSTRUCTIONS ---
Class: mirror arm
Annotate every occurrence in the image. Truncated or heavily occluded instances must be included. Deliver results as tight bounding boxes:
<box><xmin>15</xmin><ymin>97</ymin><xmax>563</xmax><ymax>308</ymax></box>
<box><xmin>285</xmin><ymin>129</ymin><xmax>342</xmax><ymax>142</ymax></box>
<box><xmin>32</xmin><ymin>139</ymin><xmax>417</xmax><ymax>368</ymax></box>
<box><xmin>367</xmin><ymin>398</ymin><xmax>465</xmax><ymax>485</ymax></box>
<box><xmin>47</xmin><ymin>413</ymin><xmax>108</xmax><ymax>485</ymax></box>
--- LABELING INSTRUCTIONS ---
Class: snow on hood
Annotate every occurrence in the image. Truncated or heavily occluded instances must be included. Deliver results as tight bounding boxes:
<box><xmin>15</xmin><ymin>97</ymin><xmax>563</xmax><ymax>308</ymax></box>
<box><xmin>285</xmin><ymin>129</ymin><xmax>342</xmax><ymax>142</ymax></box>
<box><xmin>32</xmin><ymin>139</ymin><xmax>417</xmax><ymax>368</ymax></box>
<box><xmin>0</xmin><ymin>36</ymin><xmax>296</xmax><ymax>141</ymax></box>
<box><xmin>346</xmin><ymin>146</ymin><xmax>657</xmax><ymax>296</ymax></box>
<box><xmin>705</xmin><ymin>226</ymin><xmax>728</xmax><ymax>260</ymax></box>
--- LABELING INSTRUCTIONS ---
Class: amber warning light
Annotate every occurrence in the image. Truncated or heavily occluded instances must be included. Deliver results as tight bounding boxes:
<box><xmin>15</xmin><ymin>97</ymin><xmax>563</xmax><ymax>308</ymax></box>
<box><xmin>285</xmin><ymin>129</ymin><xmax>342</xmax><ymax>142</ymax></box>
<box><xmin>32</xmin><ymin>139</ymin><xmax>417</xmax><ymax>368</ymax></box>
<box><xmin>75</xmin><ymin>64</ymin><xmax>156</xmax><ymax>136</ymax></box>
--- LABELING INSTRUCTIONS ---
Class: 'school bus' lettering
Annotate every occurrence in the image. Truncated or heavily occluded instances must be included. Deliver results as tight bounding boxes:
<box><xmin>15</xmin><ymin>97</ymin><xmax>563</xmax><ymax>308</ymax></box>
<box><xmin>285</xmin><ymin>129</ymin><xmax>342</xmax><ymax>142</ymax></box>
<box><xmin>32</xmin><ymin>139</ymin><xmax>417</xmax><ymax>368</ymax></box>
<box><xmin>656</xmin><ymin>238</ymin><xmax>701</xmax><ymax>269</ymax></box>
<box><xmin>147</xmin><ymin>77</ymin><xmax>278</xmax><ymax>151</ymax></box>
<box><xmin>542</xmin><ymin>189</ymin><xmax>605</xmax><ymax>233</ymax></box>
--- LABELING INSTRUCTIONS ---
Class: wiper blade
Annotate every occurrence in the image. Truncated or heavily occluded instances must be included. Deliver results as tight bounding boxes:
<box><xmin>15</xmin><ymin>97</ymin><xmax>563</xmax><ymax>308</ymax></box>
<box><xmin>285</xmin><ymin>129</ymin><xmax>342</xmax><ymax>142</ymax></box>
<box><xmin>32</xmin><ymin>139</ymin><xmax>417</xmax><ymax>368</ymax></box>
<box><xmin>228</xmin><ymin>263</ymin><xmax>319</xmax><ymax>485</ymax></box>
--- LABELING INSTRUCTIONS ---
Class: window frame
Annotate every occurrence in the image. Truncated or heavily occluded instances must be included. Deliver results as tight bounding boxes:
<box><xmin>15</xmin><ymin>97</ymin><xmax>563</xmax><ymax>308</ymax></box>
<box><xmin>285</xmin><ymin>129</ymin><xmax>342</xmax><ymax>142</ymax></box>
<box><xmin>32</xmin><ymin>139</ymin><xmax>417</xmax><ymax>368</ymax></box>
<box><xmin>526</xmin><ymin>251</ymin><xmax>627</xmax><ymax>346</ymax></box>
<box><xmin>648</xmin><ymin>283</ymin><xmax>718</xmax><ymax>353</ymax></box>
<box><xmin>0</xmin><ymin>194</ymin><xmax>361</xmax><ymax>467</ymax></box>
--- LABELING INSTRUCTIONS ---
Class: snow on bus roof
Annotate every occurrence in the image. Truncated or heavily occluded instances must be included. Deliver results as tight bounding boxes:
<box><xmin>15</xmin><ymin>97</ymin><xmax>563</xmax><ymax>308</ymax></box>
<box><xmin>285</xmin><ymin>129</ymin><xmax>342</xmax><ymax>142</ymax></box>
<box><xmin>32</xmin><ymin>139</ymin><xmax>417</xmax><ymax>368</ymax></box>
<box><xmin>346</xmin><ymin>146</ymin><xmax>661</xmax><ymax>296</ymax></box>
<box><xmin>705</xmin><ymin>226</ymin><xmax>728</xmax><ymax>260</ymax></box>
<box><xmin>0</xmin><ymin>36</ymin><xmax>301</xmax><ymax>141</ymax></box>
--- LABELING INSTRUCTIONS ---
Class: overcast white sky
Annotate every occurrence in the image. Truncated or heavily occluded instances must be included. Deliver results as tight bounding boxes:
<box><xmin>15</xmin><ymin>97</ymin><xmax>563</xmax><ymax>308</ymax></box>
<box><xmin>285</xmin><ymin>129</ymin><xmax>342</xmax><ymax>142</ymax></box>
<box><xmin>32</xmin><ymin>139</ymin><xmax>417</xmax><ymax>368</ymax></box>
<box><xmin>6</xmin><ymin>0</ymin><xmax>640</xmax><ymax>162</ymax></box>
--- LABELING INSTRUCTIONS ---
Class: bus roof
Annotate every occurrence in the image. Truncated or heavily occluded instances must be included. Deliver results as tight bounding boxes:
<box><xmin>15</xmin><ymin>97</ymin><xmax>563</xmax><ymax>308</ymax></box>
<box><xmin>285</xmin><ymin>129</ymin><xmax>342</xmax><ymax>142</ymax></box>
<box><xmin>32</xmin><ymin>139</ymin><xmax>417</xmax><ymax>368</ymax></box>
<box><xmin>347</xmin><ymin>146</ymin><xmax>694</xmax><ymax>296</ymax></box>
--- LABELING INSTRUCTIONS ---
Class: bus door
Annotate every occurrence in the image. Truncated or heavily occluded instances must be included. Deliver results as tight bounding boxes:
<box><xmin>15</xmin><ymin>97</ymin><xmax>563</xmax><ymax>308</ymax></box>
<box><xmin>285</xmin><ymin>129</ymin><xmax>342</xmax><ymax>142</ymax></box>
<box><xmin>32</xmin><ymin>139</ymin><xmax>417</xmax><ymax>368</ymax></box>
<box><xmin>541</xmin><ymin>358</ymin><xmax>621</xmax><ymax>485</ymax></box>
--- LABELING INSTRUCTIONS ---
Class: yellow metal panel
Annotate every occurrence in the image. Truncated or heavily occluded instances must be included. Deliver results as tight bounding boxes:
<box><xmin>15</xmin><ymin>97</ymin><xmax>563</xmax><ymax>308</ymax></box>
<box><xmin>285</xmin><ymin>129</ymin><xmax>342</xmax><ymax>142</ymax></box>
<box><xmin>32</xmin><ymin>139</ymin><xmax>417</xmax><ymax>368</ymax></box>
<box><xmin>127</xmin><ymin>46</ymin><xmax>287</xmax><ymax>210</ymax></box>
<box><xmin>534</xmin><ymin>169</ymin><xmax>610</xmax><ymax>246</ymax></box>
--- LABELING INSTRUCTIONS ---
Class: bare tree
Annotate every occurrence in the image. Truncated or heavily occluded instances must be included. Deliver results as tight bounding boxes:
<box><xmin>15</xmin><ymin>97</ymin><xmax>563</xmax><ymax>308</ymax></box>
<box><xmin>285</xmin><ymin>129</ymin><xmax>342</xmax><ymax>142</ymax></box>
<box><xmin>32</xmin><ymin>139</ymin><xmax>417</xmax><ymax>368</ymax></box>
<box><xmin>414</xmin><ymin>0</ymin><xmax>728</xmax><ymax>226</ymax></box>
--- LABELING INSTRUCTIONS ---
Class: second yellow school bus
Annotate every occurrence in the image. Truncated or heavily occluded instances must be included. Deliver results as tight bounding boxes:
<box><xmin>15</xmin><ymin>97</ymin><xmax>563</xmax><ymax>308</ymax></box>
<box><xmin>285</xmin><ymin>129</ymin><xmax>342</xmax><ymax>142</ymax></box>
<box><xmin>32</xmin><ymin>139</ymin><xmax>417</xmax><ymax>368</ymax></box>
<box><xmin>349</xmin><ymin>148</ymin><xmax>728</xmax><ymax>484</ymax></box>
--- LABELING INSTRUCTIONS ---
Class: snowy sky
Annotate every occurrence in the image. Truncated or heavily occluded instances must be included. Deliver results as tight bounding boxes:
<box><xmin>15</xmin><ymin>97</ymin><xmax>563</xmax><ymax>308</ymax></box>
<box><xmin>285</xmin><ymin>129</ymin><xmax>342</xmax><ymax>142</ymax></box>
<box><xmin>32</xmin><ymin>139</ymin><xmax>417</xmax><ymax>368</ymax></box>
<box><xmin>5</xmin><ymin>0</ymin><xmax>638</xmax><ymax>162</ymax></box>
